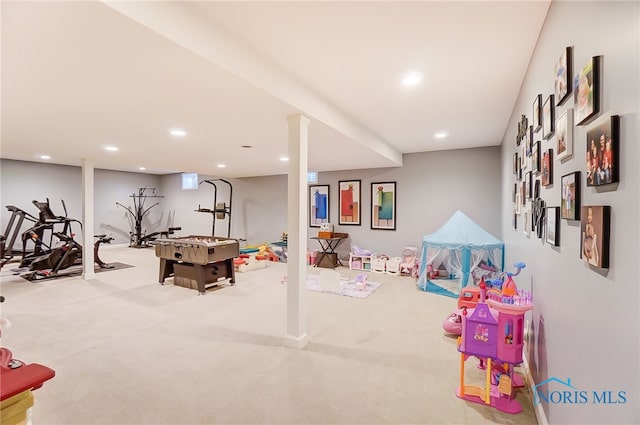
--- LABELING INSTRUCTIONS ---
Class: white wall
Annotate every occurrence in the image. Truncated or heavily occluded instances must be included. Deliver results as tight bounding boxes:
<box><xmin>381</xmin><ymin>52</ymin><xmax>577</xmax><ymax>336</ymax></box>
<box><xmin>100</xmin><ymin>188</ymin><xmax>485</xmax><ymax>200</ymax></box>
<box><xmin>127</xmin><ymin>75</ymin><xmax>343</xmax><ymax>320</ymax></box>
<box><xmin>158</xmin><ymin>173</ymin><xmax>288</xmax><ymax>244</ymax></box>
<box><xmin>0</xmin><ymin>159</ymin><xmax>164</xmax><ymax>246</ymax></box>
<box><xmin>315</xmin><ymin>147</ymin><xmax>502</xmax><ymax>259</ymax></box>
<box><xmin>2</xmin><ymin>146</ymin><xmax>502</xmax><ymax>259</ymax></box>
<box><xmin>501</xmin><ymin>2</ymin><xmax>639</xmax><ymax>424</ymax></box>
<box><xmin>95</xmin><ymin>169</ymin><xmax>165</xmax><ymax>244</ymax></box>
<box><xmin>158</xmin><ymin>147</ymin><xmax>503</xmax><ymax>260</ymax></box>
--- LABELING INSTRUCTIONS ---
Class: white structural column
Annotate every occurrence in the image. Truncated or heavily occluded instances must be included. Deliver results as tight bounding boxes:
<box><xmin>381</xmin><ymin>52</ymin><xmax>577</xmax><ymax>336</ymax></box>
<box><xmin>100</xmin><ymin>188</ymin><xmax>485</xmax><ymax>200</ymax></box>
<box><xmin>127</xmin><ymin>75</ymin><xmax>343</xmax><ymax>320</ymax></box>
<box><xmin>82</xmin><ymin>159</ymin><xmax>96</xmax><ymax>280</ymax></box>
<box><xmin>285</xmin><ymin>114</ymin><xmax>310</xmax><ymax>348</ymax></box>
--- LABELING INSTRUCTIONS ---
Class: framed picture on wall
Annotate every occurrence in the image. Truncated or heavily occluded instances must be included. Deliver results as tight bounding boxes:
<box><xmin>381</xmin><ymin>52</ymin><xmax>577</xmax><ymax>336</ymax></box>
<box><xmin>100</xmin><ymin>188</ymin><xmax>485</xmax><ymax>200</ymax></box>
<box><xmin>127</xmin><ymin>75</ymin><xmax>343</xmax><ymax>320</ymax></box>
<box><xmin>532</xmin><ymin>141</ymin><xmax>541</xmax><ymax>174</ymax></box>
<box><xmin>574</xmin><ymin>56</ymin><xmax>600</xmax><ymax>125</ymax></box>
<box><xmin>309</xmin><ymin>184</ymin><xmax>330</xmax><ymax>228</ymax></box>
<box><xmin>371</xmin><ymin>182</ymin><xmax>396</xmax><ymax>230</ymax></box>
<box><xmin>525</xmin><ymin>171</ymin><xmax>532</xmax><ymax>199</ymax></box>
<box><xmin>561</xmin><ymin>171</ymin><xmax>580</xmax><ymax>220</ymax></box>
<box><xmin>533</xmin><ymin>197</ymin><xmax>545</xmax><ymax>239</ymax></box>
<box><xmin>533</xmin><ymin>94</ymin><xmax>542</xmax><ymax>133</ymax></box>
<box><xmin>554</xmin><ymin>46</ymin><xmax>573</xmax><ymax>106</ymax></box>
<box><xmin>545</xmin><ymin>207</ymin><xmax>560</xmax><ymax>246</ymax></box>
<box><xmin>586</xmin><ymin>115</ymin><xmax>620</xmax><ymax>186</ymax></box>
<box><xmin>580</xmin><ymin>205</ymin><xmax>611</xmax><ymax>268</ymax></box>
<box><xmin>556</xmin><ymin>109</ymin><xmax>574</xmax><ymax>161</ymax></box>
<box><xmin>542</xmin><ymin>94</ymin><xmax>555</xmax><ymax>140</ymax></box>
<box><xmin>542</xmin><ymin>149</ymin><xmax>553</xmax><ymax>186</ymax></box>
<box><xmin>513</xmin><ymin>152</ymin><xmax>518</xmax><ymax>175</ymax></box>
<box><xmin>338</xmin><ymin>180</ymin><xmax>361</xmax><ymax>225</ymax></box>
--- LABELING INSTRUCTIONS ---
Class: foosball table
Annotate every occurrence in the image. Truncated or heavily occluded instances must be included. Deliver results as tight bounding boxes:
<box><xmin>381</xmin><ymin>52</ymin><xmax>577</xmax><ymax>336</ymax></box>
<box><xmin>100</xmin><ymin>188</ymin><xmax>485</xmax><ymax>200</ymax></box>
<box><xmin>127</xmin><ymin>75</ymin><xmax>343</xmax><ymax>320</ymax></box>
<box><xmin>154</xmin><ymin>235</ymin><xmax>240</xmax><ymax>294</ymax></box>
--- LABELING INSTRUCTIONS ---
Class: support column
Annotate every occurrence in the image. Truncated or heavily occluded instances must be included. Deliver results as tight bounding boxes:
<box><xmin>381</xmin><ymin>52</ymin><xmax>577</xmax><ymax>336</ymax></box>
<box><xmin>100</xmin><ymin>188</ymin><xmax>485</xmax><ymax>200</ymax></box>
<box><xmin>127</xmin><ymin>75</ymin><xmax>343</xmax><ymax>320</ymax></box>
<box><xmin>82</xmin><ymin>159</ymin><xmax>96</xmax><ymax>280</ymax></box>
<box><xmin>285</xmin><ymin>114</ymin><xmax>310</xmax><ymax>348</ymax></box>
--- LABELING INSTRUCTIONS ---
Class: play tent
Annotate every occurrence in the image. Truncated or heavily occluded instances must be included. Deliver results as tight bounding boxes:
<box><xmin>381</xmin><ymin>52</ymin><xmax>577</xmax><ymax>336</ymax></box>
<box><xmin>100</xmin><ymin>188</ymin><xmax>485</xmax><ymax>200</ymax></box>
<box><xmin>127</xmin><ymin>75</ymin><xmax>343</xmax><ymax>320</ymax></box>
<box><xmin>417</xmin><ymin>210</ymin><xmax>504</xmax><ymax>298</ymax></box>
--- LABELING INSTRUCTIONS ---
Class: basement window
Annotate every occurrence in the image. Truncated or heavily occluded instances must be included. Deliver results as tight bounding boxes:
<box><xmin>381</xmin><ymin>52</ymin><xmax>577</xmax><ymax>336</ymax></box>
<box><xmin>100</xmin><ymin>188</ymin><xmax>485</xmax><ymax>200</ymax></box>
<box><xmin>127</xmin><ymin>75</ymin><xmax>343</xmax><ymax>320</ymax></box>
<box><xmin>182</xmin><ymin>173</ymin><xmax>198</xmax><ymax>190</ymax></box>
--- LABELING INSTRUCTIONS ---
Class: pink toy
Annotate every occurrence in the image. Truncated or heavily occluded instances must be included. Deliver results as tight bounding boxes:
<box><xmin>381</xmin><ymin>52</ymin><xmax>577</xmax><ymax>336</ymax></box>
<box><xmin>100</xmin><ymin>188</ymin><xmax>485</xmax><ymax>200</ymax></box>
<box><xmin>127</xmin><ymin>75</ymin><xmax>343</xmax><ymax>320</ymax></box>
<box><xmin>399</xmin><ymin>246</ymin><xmax>417</xmax><ymax>276</ymax></box>
<box><xmin>456</xmin><ymin>275</ymin><xmax>533</xmax><ymax>414</ymax></box>
<box><xmin>442</xmin><ymin>285</ymin><xmax>482</xmax><ymax>335</ymax></box>
<box><xmin>442</xmin><ymin>307</ymin><xmax>467</xmax><ymax>335</ymax></box>
<box><xmin>354</xmin><ymin>273</ymin><xmax>368</xmax><ymax>291</ymax></box>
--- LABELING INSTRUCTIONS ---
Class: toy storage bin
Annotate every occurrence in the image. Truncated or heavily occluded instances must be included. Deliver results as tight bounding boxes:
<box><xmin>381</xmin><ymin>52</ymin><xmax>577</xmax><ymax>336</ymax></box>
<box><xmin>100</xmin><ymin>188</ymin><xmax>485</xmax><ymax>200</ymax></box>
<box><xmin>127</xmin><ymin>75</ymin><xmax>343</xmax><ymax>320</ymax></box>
<box><xmin>1</xmin><ymin>390</ymin><xmax>33</xmax><ymax>425</ymax></box>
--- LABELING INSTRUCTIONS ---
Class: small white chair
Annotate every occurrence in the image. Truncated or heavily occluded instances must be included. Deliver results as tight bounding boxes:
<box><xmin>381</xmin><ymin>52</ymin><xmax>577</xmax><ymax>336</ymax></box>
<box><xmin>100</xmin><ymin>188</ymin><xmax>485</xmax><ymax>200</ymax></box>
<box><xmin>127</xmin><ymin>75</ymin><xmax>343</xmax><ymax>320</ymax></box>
<box><xmin>386</xmin><ymin>257</ymin><xmax>402</xmax><ymax>275</ymax></box>
<box><xmin>372</xmin><ymin>255</ymin><xmax>387</xmax><ymax>273</ymax></box>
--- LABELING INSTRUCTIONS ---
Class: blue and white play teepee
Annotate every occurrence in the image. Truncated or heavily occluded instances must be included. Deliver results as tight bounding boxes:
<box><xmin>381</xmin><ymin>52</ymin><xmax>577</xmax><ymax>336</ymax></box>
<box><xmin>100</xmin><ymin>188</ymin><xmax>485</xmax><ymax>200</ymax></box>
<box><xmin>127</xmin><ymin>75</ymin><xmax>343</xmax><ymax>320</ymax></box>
<box><xmin>416</xmin><ymin>210</ymin><xmax>504</xmax><ymax>298</ymax></box>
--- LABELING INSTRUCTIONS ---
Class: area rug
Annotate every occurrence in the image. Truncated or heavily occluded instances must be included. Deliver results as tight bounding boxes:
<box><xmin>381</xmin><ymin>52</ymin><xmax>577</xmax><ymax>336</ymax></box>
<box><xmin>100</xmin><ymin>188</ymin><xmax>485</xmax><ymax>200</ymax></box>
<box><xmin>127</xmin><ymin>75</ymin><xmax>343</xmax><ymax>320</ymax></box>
<box><xmin>306</xmin><ymin>274</ymin><xmax>382</xmax><ymax>298</ymax></box>
<box><xmin>18</xmin><ymin>262</ymin><xmax>134</xmax><ymax>281</ymax></box>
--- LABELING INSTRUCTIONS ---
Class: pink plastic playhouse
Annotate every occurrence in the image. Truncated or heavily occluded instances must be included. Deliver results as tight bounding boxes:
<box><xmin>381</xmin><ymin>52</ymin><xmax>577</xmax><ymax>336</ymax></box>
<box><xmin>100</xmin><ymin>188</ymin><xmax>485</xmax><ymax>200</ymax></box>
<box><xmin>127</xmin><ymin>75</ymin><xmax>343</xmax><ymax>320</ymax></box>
<box><xmin>456</xmin><ymin>277</ymin><xmax>532</xmax><ymax>414</ymax></box>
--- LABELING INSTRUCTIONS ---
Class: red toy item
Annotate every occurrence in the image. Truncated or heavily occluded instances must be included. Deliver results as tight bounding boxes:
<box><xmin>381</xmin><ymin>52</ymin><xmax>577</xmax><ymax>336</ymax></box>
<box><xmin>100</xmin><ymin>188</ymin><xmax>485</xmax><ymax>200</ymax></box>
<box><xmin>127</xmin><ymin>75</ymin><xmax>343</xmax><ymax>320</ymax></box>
<box><xmin>443</xmin><ymin>283</ymin><xmax>484</xmax><ymax>335</ymax></box>
<box><xmin>0</xmin><ymin>348</ymin><xmax>55</xmax><ymax>401</ymax></box>
<box><xmin>458</xmin><ymin>287</ymin><xmax>482</xmax><ymax>310</ymax></box>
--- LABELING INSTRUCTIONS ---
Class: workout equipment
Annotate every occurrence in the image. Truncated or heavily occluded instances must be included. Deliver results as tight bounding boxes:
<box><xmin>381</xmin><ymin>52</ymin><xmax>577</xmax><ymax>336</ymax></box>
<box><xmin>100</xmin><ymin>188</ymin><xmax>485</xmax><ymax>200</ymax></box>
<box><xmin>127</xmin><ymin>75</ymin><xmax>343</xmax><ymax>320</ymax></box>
<box><xmin>0</xmin><ymin>206</ymin><xmax>38</xmax><ymax>269</ymax></box>
<box><xmin>117</xmin><ymin>188</ymin><xmax>178</xmax><ymax>248</ymax></box>
<box><xmin>195</xmin><ymin>179</ymin><xmax>233</xmax><ymax>238</ymax></box>
<box><xmin>0</xmin><ymin>199</ymin><xmax>114</xmax><ymax>279</ymax></box>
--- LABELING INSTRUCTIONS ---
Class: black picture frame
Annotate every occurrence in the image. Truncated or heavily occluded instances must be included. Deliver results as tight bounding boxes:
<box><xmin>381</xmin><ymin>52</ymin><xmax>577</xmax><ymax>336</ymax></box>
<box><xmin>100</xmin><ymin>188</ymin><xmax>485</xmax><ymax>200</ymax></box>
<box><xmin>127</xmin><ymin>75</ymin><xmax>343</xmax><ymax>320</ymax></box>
<box><xmin>516</xmin><ymin>115</ymin><xmax>528</xmax><ymax>146</ymax></box>
<box><xmin>309</xmin><ymin>184</ymin><xmax>330</xmax><ymax>228</ymax></box>
<box><xmin>532</xmin><ymin>141</ymin><xmax>541</xmax><ymax>174</ymax></box>
<box><xmin>533</xmin><ymin>94</ymin><xmax>543</xmax><ymax>133</ymax></box>
<box><xmin>371</xmin><ymin>182</ymin><xmax>396</xmax><ymax>230</ymax></box>
<box><xmin>533</xmin><ymin>197</ymin><xmax>545</xmax><ymax>238</ymax></box>
<box><xmin>586</xmin><ymin>115</ymin><xmax>620</xmax><ymax>187</ymax></box>
<box><xmin>525</xmin><ymin>171</ymin><xmax>532</xmax><ymax>199</ymax></box>
<box><xmin>574</xmin><ymin>56</ymin><xmax>600</xmax><ymax>125</ymax></box>
<box><xmin>513</xmin><ymin>152</ymin><xmax>518</xmax><ymax>175</ymax></box>
<box><xmin>545</xmin><ymin>207</ymin><xmax>560</xmax><ymax>246</ymax></box>
<box><xmin>561</xmin><ymin>171</ymin><xmax>581</xmax><ymax>220</ymax></box>
<box><xmin>338</xmin><ymin>180</ymin><xmax>361</xmax><ymax>225</ymax></box>
<box><xmin>580</xmin><ymin>205</ymin><xmax>611</xmax><ymax>268</ymax></box>
<box><xmin>542</xmin><ymin>94</ymin><xmax>555</xmax><ymax>140</ymax></box>
<box><xmin>555</xmin><ymin>46</ymin><xmax>573</xmax><ymax>106</ymax></box>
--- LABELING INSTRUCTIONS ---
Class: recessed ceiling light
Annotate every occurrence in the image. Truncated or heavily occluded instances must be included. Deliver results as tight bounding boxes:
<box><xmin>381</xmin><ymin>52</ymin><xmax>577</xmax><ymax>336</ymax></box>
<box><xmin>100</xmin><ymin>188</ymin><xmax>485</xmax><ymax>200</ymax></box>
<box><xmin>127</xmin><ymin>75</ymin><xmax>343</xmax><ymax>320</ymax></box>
<box><xmin>104</xmin><ymin>146</ymin><xmax>119</xmax><ymax>152</ymax></box>
<box><xmin>435</xmin><ymin>131</ymin><xmax>448</xmax><ymax>139</ymax></box>
<box><xmin>402</xmin><ymin>72</ymin><xmax>423</xmax><ymax>86</ymax></box>
<box><xmin>169</xmin><ymin>129</ymin><xmax>187</xmax><ymax>137</ymax></box>
<box><xmin>40</xmin><ymin>155</ymin><xmax>51</xmax><ymax>160</ymax></box>
<box><xmin>280</xmin><ymin>156</ymin><xmax>289</xmax><ymax>162</ymax></box>
<box><xmin>217</xmin><ymin>164</ymin><xmax>226</xmax><ymax>168</ymax></box>
<box><xmin>139</xmin><ymin>167</ymin><xmax>146</xmax><ymax>171</ymax></box>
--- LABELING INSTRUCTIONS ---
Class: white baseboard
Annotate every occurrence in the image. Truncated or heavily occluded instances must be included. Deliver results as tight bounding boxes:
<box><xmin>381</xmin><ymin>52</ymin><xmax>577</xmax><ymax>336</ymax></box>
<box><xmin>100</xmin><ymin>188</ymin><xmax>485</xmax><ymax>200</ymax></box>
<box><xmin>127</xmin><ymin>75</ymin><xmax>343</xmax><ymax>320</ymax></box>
<box><xmin>284</xmin><ymin>333</ymin><xmax>308</xmax><ymax>349</ymax></box>
<box><xmin>522</xmin><ymin>351</ymin><xmax>549</xmax><ymax>425</ymax></box>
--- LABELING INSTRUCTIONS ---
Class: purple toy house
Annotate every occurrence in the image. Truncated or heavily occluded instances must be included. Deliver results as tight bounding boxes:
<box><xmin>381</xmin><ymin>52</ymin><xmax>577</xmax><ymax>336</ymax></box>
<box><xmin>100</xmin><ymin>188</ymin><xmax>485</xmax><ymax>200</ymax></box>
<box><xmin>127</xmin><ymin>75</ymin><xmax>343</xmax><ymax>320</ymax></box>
<box><xmin>461</xmin><ymin>303</ymin><xmax>498</xmax><ymax>359</ymax></box>
<box><xmin>497</xmin><ymin>312</ymin><xmax>525</xmax><ymax>364</ymax></box>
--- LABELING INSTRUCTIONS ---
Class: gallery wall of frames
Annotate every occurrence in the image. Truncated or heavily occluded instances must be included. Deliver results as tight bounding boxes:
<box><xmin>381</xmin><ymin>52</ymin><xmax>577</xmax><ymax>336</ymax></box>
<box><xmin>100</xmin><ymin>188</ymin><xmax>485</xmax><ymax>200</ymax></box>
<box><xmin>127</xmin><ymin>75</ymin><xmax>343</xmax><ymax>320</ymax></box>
<box><xmin>310</xmin><ymin>180</ymin><xmax>397</xmax><ymax>231</ymax></box>
<box><xmin>511</xmin><ymin>46</ymin><xmax>618</xmax><ymax>270</ymax></box>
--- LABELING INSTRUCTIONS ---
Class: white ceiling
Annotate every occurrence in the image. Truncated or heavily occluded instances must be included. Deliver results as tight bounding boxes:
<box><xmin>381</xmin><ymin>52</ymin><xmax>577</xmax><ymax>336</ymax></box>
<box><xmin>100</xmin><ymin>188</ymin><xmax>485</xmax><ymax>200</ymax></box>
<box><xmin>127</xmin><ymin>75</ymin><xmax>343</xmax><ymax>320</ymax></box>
<box><xmin>1</xmin><ymin>1</ymin><xmax>550</xmax><ymax>178</ymax></box>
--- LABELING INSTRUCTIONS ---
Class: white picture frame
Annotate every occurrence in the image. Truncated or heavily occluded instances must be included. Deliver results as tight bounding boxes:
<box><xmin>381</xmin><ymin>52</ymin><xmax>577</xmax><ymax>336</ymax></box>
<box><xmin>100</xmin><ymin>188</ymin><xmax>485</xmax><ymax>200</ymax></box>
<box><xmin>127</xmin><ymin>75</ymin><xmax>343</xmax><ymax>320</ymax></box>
<box><xmin>556</xmin><ymin>109</ymin><xmax>574</xmax><ymax>161</ymax></box>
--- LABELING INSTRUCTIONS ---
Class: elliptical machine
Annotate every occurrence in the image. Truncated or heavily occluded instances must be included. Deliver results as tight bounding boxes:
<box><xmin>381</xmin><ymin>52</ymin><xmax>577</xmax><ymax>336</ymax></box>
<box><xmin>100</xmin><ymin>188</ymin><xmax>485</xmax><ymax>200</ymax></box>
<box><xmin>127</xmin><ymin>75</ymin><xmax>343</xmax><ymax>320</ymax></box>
<box><xmin>2</xmin><ymin>199</ymin><xmax>113</xmax><ymax>280</ymax></box>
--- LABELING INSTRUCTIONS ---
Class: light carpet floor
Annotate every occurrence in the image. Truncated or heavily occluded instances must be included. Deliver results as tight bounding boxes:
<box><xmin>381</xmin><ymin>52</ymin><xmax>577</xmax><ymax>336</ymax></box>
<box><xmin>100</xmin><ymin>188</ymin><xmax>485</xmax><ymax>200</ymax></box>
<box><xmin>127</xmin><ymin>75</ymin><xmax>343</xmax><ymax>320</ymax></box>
<box><xmin>0</xmin><ymin>245</ymin><xmax>538</xmax><ymax>425</ymax></box>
